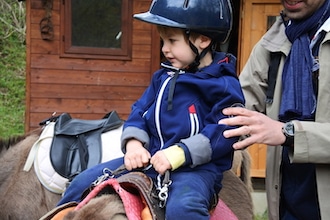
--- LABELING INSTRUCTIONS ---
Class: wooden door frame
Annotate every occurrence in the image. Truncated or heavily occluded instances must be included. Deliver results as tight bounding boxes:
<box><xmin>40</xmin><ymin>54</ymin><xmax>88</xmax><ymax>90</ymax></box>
<box><xmin>238</xmin><ymin>0</ymin><xmax>283</xmax><ymax>73</ymax></box>
<box><xmin>237</xmin><ymin>0</ymin><xmax>283</xmax><ymax>178</ymax></box>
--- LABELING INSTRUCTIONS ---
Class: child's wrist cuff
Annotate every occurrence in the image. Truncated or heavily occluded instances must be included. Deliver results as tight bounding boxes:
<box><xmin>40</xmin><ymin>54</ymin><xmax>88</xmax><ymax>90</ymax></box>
<box><xmin>162</xmin><ymin>145</ymin><xmax>185</xmax><ymax>171</ymax></box>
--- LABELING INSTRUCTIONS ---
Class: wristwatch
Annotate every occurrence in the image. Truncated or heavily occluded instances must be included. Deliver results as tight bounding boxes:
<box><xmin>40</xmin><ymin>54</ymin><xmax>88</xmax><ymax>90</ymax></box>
<box><xmin>282</xmin><ymin>121</ymin><xmax>294</xmax><ymax>147</ymax></box>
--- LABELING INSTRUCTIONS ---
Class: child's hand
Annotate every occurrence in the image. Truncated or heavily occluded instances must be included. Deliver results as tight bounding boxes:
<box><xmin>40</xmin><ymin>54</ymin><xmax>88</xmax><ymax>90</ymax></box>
<box><xmin>150</xmin><ymin>151</ymin><xmax>172</xmax><ymax>175</ymax></box>
<box><xmin>124</xmin><ymin>139</ymin><xmax>151</xmax><ymax>171</ymax></box>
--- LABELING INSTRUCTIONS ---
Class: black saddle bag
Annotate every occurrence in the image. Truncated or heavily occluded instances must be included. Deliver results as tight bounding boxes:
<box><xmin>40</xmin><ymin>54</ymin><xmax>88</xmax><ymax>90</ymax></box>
<box><xmin>50</xmin><ymin>111</ymin><xmax>123</xmax><ymax>179</ymax></box>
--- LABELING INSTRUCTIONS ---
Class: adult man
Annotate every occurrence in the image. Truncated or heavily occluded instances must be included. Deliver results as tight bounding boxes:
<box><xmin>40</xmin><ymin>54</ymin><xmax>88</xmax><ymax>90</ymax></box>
<box><xmin>219</xmin><ymin>0</ymin><xmax>330</xmax><ymax>219</ymax></box>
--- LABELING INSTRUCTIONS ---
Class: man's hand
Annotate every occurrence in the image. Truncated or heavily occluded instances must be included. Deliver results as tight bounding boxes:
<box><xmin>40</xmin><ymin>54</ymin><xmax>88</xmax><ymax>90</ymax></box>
<box><xmin>218</xmin><ymin>107</ymin><xmax>285</xmax><ymax>150</ymax></box>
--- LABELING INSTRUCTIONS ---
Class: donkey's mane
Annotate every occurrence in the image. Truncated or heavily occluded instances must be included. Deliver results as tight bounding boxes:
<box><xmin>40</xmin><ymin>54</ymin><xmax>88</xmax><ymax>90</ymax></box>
<box><xmin>0</xmin><ymin>135</ymin><xmax>27</xmax><ymax>153</ymax></box>
<box><xmin>0</xmin><ymin>129</ymin><xmax>41</xmax><ymax>156</ymax></box>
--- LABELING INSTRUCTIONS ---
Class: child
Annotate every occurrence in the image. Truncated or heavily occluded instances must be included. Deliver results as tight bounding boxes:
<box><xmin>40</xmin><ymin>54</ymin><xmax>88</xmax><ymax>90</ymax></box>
<box><xmin>58</xmin><ymin>0</ymin><xmax>244</xmax><ymax>219</ymax></box>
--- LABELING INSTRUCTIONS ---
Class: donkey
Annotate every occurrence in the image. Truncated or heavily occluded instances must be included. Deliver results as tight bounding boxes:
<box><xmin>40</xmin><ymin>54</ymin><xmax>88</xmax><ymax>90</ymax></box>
<box><xmin>54</xmin><ymin>168</ymin><xmax>253</xmax><ymax>220</ymax></box>
<box><xmin>0</xmin><ymin>129</ymin><xmax>253</xmax><ymax>220</ymax></box>
<box><xmin>0</xmin><ymin>130</ymin><xmax>61</xmax><ymax>220</ymax></box>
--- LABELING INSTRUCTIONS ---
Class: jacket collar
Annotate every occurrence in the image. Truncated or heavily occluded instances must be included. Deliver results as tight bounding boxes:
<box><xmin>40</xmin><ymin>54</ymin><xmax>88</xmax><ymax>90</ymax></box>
<box><xmin>261</xmin><ymin>16</ymin><xmax>292</xmax><ymax>56</ymax></box>
<box><xmin>319</xmin><ymin>17</ymin><xmax>330</xmax><ymax>43</ymax></box>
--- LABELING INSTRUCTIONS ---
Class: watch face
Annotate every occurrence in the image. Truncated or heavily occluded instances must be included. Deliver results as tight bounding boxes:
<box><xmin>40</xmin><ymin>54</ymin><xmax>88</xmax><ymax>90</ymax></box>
<box><xmin>284</xmin><ymin>122</ymin><xmax>294</xmax><ymax>136</ymax></box>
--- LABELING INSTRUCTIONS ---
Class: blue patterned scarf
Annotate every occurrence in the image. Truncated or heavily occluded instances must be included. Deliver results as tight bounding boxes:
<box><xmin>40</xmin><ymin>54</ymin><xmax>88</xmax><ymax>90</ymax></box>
<box><xmin>279</xmin><ymin>0</ymin><xmax>330</xmax><ymax>121</ymax></box>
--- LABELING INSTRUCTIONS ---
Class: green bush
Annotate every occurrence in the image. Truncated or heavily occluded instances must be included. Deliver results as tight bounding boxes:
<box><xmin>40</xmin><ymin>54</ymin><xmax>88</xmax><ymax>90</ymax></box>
<box><xmin>254</xmin><ymin>210</ymin><xmax>268</xmax><ymax>220</ymax></box>
<box><xmin>0</xmin><ymin>0</ymin><xmax>26</xmax><ymax>138</ymax></box>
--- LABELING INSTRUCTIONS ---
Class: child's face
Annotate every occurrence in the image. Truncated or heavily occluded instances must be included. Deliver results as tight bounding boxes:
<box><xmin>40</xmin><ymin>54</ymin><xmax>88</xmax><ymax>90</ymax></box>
<box><xmin>159</xmin><ymin>28</ymin><xmax>196</xmax><ymax>69</ymax></box>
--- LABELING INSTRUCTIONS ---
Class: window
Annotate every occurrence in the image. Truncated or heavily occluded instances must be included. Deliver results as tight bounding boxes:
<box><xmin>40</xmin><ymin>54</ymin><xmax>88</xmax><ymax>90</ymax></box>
<box><xmin>61</xmin><ymin>0</ymin><xmax>132</xmax><ymax>60</ymax></box>
<box><xmin>267</xmin><ymin>16</ymin><xmax>277</xmax><ymax>30</ymax></box>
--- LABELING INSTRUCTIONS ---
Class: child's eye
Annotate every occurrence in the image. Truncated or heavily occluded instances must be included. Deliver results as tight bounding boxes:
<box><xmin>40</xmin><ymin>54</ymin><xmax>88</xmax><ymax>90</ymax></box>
<box><xmin>169</xmin><ymin>39</ymin><xmax>176</xmax><ymax>43</ymax></box>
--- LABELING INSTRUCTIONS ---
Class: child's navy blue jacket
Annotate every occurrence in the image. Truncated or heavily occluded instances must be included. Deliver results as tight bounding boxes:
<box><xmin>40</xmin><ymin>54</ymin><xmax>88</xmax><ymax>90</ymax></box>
<box><xmin>121</xmin><ymin>52</ymin><xmax>245</xmax><ymax>192</ymax></box>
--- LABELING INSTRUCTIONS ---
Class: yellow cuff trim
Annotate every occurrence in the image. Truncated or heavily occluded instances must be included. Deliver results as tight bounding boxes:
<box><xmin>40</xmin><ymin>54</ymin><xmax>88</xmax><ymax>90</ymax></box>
<box><xmin>162</xmin><ymin>145</ymin><xmax>185</xmax><ymax>171</ymax></box>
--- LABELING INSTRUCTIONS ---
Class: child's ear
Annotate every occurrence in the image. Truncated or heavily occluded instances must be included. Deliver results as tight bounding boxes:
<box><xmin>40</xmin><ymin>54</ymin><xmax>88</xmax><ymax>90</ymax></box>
<box><xmin>198</xmin><ymin>35</ymin><xmax>212</xmax><ymax>49</ymax></box>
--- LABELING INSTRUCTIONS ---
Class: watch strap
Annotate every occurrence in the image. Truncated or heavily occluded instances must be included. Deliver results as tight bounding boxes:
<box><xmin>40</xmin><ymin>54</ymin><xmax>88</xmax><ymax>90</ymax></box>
<box><xmin>282</xmin><ymin>121</ymin><xmax>294</xmax><ymax>147</ymax></box>
<box><xmin>283</xmin><ymin>135</ymin><xmax>294</xmax><ymax>147</ymax></box>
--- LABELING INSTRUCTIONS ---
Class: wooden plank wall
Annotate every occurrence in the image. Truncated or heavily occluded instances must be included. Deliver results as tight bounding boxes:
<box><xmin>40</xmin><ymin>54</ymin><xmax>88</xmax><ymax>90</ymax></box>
<box><xmin>25</xmin><ymin>0</ymin><xmax>159</xmax><ymax>131</ymax></box>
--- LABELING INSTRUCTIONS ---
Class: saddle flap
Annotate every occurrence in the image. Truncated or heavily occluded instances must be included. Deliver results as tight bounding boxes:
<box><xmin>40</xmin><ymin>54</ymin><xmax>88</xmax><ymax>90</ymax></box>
<box><xmin>50</xmin><ymin>111</ymin><xmax>123</xmax><ymax>179</ymax></box>
<box><xmin>76</xmin><ymin>178</ymin><xmax>143</xmax><ymax>220</ymax></box>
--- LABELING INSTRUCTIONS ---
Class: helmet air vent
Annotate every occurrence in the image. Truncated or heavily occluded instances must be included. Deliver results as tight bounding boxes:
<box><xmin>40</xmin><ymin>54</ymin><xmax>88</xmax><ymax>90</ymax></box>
<box><xmin>183</xmin><ymin>0</ymin><xmax>189</xmax><ymax>9</ymax></box>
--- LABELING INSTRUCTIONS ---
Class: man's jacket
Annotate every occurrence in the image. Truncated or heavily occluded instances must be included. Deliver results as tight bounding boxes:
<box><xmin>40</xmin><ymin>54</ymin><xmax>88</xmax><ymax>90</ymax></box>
<box><xmin>240</xmin><ymin>16</ymin><xmax>330</xmax><ymax>219</ymax></box>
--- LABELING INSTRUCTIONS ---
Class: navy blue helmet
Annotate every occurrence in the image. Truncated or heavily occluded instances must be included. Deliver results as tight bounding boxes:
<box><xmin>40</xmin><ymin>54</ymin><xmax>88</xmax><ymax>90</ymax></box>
<box><xmin>134</xmin><ymin>0</ymin><xmax>233</xmax><ymax>43</ymax></box>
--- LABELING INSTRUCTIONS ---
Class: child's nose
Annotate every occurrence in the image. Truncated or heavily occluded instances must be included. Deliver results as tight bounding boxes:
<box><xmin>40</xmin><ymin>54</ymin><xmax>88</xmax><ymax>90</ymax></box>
<box><xmin>162</xmin><ymin>43</ymin><xmax>169</xmax><ymax>53</ymax></box>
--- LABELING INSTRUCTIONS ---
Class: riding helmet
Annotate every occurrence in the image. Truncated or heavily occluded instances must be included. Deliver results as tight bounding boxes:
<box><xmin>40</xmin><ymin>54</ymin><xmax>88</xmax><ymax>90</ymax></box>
<box><xmin>133</xmin><ymin>0</ymin><xmax>233</xmax><ymax>43</ymax></box>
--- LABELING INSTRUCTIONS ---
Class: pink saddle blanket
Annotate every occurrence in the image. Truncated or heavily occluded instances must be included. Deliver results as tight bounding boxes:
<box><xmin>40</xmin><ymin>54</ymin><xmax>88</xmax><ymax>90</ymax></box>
<box><xmin>77</xmin><ymin>173</ymin><xmax>238</xmax><ymax>220</ymax></box>
<box><xmin>210</xmin><ymin>199</ymin><xmax>238</xmax><ymax>220</ymax></box>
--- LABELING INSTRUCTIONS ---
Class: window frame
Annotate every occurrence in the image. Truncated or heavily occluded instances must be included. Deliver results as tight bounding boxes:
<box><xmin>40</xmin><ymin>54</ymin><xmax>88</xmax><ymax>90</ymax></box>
<box><xmin>60</xmin><ymin>0</ymin><xmax>132</xmax><ymax>60</ymax></box>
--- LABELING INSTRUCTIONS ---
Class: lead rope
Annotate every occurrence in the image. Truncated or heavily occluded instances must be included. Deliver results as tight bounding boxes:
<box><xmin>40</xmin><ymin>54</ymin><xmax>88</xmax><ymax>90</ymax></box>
<box><xmin>91</xmin><ymin>164</ymin><xmax>129</xmax><ymax>187</ymax></box>
<box><xmin>156</xmin><ymin>171</ymin><xmax>172</xmax><ymax>208</ymax></box>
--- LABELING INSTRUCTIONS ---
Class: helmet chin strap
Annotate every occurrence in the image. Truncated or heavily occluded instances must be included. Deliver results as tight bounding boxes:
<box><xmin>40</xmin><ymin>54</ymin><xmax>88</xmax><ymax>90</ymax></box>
<box><xmin>166</xmin><ymin>32</ymin><xmax>215</xmax><ymax>111</ymax></box>
<box><xmin>185</xmin><ymin>30</ymin><xmax>214</xmax><ymax>72</ymax></box>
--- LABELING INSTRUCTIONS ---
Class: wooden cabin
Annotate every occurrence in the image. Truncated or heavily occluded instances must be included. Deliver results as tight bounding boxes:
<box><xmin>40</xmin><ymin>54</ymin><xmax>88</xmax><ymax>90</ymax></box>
<box><xmin>22</xmin><ymin>0</ymin><xmax>283</xmax><ymax>178</ymax></box>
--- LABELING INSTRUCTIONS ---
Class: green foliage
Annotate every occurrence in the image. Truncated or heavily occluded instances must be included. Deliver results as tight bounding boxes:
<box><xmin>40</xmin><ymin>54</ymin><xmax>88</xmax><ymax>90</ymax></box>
<box><xmin>254</xmin><ymin>209</ymin><xmax>268</xmax><ymax>220</ymax></box>
<box><xmin>0</xmin><ymin>0</ymin><xmax>26</xmax><ymax>138</ymax></box>
<box><xmin>71</xmin><ymin>0</ymin><xmax>122</xmax><ymax>48</ymax></box>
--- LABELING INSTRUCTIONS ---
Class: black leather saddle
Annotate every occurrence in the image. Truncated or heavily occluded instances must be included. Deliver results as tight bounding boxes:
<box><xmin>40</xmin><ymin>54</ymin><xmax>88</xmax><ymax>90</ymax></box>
<box><xmin>50</xmin><ymin>111</ymin><xmax>124</xmax><ymax>179</ymax></box>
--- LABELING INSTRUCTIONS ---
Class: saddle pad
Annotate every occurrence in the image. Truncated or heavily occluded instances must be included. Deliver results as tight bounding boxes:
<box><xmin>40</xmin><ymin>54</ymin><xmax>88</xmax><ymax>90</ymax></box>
<box><xmin>76</xmin><ymin>172</ymin><xmax>162</xmax><ymax>220</ymax></box>
<box><xmin>34</xmin><ymin>122</ymin><xmax>68</xmax><ymax>194</ymax></box>
<box><xmin>210</xmin><ymin>199</ymin><xmax>238</xmax><ymax>220</ymax></box>
<box><xmin>23</xmin><ymin>122</ymin><xmax>124</xmax><ymax>194</ymax></box>
<box><xmin>76</xmin><ymin>178</ymin><xmax>145</xmax><ymax>220</ymax></box>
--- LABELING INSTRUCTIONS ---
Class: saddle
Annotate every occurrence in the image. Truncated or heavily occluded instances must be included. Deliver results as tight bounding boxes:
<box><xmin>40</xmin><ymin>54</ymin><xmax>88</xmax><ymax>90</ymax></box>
<box><xmin>39</xmin><ymin>171</ymin><xmax>165</xmax><ymax>220</ymax></box>
<box><xmin>50</xmin><ymin>111</ymin><xmax>123</xmax><ymax>179</ymax></box>
<box><xmin>23</xmin><ymin>111</ymin><xmax>124</xmax><ymax>194</ymax></box>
